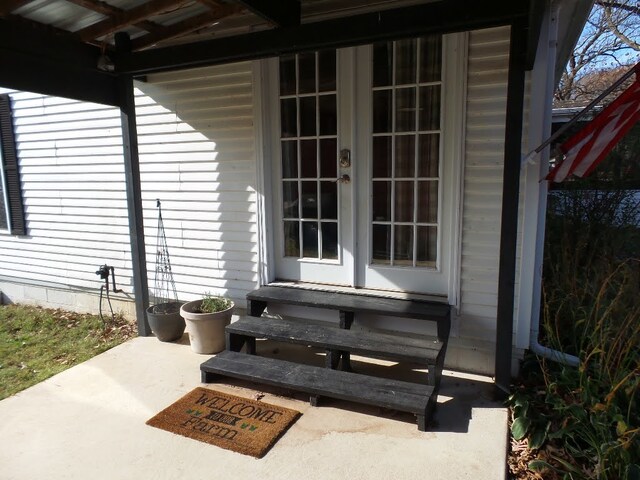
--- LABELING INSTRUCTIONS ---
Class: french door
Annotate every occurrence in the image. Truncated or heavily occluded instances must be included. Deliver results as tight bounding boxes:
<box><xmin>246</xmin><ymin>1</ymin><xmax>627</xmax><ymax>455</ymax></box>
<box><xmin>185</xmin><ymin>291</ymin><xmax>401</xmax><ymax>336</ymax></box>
<box><xmin>267</xmin><ymin>35</ymin><xmax>464</xmax><ymax>298</ymax></box>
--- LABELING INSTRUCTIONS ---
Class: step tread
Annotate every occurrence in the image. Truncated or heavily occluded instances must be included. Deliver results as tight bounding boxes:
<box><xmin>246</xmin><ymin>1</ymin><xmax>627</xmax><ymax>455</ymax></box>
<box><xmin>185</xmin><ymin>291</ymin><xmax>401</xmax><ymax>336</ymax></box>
<box><xmin>227</xmin><ymin>316</ymin><xmax>443</xmax><ymax>364</ymax></box>
<box><xmin>201</xmin><ymin>350</ymin><xmax>434</xmax><ymax>414</ymax></box>
<box><xmin>247</xmin><ymin>286</ymin><xmax>450</xmax><ymax>322</ymax></box>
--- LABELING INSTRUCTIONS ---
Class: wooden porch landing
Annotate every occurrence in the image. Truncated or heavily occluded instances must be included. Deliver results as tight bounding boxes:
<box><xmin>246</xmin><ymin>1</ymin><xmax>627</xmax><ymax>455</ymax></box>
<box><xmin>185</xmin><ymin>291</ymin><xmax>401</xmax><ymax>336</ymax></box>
<box><xmin>201</xmin><ymin>286</ymin><xmax>451</xmax><ymax>431</ymax></box>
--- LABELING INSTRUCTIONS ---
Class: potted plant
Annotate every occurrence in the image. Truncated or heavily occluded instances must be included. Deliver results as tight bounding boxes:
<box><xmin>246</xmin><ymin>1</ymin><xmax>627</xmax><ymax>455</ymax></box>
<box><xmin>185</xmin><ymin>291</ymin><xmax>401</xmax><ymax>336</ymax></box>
<box><xmin>180</xmin><ymin>293</ymin><xmax>234</xmax><ymax>354</ymax></box>
<box><xmin>146</xmin><ymin>200</ymin><xmax>185</xmax><ymax>342</ymax></box>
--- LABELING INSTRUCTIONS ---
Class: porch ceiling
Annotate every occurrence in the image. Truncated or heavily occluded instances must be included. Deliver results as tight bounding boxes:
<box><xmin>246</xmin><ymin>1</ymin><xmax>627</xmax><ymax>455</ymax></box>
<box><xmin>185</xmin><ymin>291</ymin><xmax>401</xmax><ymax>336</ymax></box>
<box><xmin>0</xmin><ymin>0</ymin><xmax>538</xmax><ymax>106</ymax></box>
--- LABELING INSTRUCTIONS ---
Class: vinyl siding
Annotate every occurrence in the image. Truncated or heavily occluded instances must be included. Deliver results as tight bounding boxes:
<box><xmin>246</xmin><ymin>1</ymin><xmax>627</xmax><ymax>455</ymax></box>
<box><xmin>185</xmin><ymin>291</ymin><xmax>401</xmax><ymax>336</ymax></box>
<box><xmin>0</xmin><ymin>91</ymin><xmax>130</xmax><ymax>292</ymax></box>
<box><xmin>458</xmin><ymin>26</ymin><xmax>511</xmax><ymax>341</ymax></box>
<box><xmin>0</xmin><ymin>61</ymin><xmax>258</xmax><ymax>307</ymax></box>
<box><xmin>136</xmin><ymin>62</ymin><xmax>258</xmax><ymax>304</ymax></box>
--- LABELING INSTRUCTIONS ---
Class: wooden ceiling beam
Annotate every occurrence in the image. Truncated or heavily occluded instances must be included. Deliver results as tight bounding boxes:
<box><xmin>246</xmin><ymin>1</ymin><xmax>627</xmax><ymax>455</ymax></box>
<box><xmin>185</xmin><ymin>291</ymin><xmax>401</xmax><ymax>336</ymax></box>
<box><xmin>0</xmin><ymin>16</ymin><xmax>102</xmax><ymax>69</ymax></box>
<box><xmin>195</xmin><ymin>0</ymin><xmax>226</xmax><ymax>9</ymax></box>
<box><xmin>232</xmin><ymin>0</ymin><xmax>300</xmax><ymax>27</ymax></box>
<box><xmin>66</xmin><ymin>0</ymin><xmax>164</xmax><ymax>34</ymax></box>
<box><xmin>118</xmin><ymin>0</ymin><xmax>530</xmax><ymax>75</ymax></box>
<box><xmin>131</xmin><ymin>5</ymin><xmax>241</xmax><ymax>51</ymax></box>
<box><xmin>0</xmin><ymin>0</ymin><xmax>34</xmax><ymax>17</ymax></box>
<box><xmin>76</xmin><ymin>0</ymin><xmax>190</xmax><ymax>42</ymax></box>
<box><xmin>0</xmin><ymin>47</ymin><xmax>119</xmax><ymax>106</ymax></box>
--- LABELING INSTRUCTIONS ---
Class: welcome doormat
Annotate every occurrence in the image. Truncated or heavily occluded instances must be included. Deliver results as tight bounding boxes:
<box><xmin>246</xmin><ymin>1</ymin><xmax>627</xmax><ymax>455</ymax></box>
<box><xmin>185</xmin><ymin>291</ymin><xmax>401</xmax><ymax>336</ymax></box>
<box><xmin>146</xmin><ymin>387</ymin><xmax>301</xmax><ymax>458</ymax></box>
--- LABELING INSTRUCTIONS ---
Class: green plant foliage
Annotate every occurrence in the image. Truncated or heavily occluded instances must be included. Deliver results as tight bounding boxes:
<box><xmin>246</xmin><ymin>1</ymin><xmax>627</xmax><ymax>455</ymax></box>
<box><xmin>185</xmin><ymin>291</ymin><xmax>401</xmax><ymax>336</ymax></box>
<box><xmin>197</xmin><ymin>293</ymin><xmax>232</xmax><ymax>314</ymax></box>
<box><xmin>510</xmin><ymin>185</ymin><xmax>639</xmax><ymax>480</ymax></box>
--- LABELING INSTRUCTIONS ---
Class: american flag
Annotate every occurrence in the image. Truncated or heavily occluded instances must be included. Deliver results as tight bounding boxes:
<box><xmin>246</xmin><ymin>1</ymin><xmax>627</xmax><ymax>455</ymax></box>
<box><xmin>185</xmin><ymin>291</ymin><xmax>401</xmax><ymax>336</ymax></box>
<box><xmin>546</xmin><ymin>65</ymin><xmax>640</xmax><ymax>183</ymax></box>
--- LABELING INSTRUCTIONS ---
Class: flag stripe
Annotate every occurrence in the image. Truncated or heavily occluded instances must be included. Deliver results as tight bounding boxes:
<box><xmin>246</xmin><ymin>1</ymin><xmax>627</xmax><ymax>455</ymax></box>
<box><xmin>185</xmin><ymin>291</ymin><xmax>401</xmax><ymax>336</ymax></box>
<box><xmin>546</xmin><ymin>66</ymin><xmax>640</xmax><ymax>183</ymax></box>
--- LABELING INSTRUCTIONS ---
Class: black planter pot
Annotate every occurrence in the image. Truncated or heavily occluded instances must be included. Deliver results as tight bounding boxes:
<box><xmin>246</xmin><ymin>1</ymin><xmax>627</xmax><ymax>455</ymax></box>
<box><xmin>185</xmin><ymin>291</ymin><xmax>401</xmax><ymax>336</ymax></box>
<box><xmin>146</xmin><ymin>302</ymin><xmax>185</xmax><ymax>342</ymax></box>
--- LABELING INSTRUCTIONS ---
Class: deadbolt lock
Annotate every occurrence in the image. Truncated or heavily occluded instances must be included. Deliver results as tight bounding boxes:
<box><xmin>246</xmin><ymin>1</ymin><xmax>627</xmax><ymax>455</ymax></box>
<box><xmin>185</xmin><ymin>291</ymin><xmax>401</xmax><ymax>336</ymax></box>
<box><xmin>339</xmin><ymin>149</ymin><xmax>351</xmax><ymax>168</ymax></box>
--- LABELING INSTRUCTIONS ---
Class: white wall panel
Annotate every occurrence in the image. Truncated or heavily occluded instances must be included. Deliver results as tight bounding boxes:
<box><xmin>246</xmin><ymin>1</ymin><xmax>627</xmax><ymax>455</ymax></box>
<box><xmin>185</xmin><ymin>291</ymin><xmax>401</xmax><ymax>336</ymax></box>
<box><xmin>0</xmin><ymin>61</ymin><xmax>258</xmax><ymax>310</ymax></box>
<box><xmin>458</xmin><ymin>26</ymin><xmax>510</xmax><ymax>341</ymax></box>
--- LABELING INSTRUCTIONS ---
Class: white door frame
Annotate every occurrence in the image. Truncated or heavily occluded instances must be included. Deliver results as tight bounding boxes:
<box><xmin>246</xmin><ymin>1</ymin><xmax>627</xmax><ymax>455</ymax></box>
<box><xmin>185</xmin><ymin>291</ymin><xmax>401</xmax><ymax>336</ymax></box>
<box><xmin>254</xmin><ymin>34</ymin><xmax>467</xmax><ymax>304</ymax></box>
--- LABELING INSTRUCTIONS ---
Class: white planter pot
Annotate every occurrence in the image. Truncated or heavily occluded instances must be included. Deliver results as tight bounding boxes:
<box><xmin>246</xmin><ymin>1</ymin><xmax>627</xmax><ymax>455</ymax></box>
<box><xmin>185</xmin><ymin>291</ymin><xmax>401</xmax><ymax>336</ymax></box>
<box><xmin>180</xmin><ymin>299</ymin><xmax>234</xmax><ymax>354</ymax></box>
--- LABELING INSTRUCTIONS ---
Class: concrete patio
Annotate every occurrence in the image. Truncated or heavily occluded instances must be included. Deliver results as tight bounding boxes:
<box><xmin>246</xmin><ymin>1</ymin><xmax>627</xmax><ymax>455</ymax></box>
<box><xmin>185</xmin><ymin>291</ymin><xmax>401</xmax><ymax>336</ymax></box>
<box><xmin>0</xmin><ymin>334</ymin><xmax>508</xmax><ymax>480</ymax></box>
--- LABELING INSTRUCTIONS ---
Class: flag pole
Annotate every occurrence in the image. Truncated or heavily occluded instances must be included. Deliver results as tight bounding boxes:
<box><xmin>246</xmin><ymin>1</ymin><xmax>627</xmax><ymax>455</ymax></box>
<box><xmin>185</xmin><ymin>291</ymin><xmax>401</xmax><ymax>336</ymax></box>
<box><xmin>522</xmin><ymin>62</ymin><xmax>639</xmax><ymax>165</ymax></box>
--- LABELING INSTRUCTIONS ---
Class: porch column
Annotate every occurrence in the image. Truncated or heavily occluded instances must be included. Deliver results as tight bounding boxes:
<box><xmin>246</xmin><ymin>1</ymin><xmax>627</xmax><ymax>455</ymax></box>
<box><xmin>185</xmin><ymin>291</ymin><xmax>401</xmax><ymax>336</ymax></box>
<box><xmin>116</xmin><ymin>33</ymin><xmax>151</xmax><ymax>336</ymax></box>
<box><xmin>495</xmin><ymin>21</ymin><xmax>527</xmax><ymax>394</ymax></box>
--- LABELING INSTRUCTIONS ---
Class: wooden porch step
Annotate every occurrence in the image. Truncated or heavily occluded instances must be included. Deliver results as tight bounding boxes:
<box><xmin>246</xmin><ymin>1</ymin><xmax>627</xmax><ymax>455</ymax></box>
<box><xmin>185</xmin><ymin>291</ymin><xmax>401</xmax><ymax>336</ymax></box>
<box><xmin>200</xmin><ymin>350</ymin><xmax>436</xmax><ymax>431</ymax></box>
<box><xmin>247</xmin><ymin>285</ymin><xmax>450</xmax><ymax>321</ymax></box>
<box><xmin>227</xmin><ymin>315</ymin><xmax>444</xmax><ymax>368</ymax></box>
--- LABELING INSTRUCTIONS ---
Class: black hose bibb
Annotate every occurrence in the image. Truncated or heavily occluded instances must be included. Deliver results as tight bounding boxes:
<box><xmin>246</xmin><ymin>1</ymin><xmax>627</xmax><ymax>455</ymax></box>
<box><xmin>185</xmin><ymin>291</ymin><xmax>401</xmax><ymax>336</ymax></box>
<box><xmin>95</xmin><ymin>265</ymin><xmax>122</xmax><ymax>327</ymax></box>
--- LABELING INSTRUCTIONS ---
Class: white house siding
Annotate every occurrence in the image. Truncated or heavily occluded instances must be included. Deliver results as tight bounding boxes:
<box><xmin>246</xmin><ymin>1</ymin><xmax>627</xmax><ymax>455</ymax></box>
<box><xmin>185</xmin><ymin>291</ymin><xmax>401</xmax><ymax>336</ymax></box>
<box><xmin>453</xmin><ymin>26</ymin><xmax>513</xmax><ymax>372</ymax></box>
<box><xmin>0</xmin><ymin>62</ymin><xmax>258</xmax><ymax>313</ymax></box>
<box><xmin>0</xmin><ymin>89</ymin><xmax>133</xmax><ymax>312</ymax></box>
<box><xmin>136</xmin><ymin>62</ymin><xmax>258</xmax><ymax>305</ymax></box>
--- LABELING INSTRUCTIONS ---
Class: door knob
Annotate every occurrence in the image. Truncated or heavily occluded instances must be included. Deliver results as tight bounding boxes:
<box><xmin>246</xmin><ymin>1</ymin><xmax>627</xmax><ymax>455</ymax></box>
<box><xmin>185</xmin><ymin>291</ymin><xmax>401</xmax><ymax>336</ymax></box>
<box><xmin>336</xmin><ymin>174</ymin><xmax>351</xmax><ymax>184</ymax></box>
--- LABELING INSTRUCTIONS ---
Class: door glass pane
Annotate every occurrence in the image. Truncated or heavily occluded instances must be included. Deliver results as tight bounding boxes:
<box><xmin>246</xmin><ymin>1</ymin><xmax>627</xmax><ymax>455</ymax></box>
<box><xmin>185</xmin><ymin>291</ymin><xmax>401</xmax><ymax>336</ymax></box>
<box><xmin>394</xmin><ymin>225</ymin><xmax>413</xmax><ymax>264</ymax></box>
<box><xmin>396</xmin><ymin>39</ymin><xmax>417</xmax><ymax>85</ymax></box>
<box><xmin>373</xmin><ymin>42</ymin><xmax>393</xmax><ymax>87</ymax></box>
<box><xmin>300</xmin><ymin>96</ymin><xmax>316</xmax><ymax>136</ymax></box>
<box><xmin>395</xmin><ymin>88</ymin><xmax>416</xmax><ymax>132</ymax></box>
<box><xmin>373</xmin><ymin>90</ymin><xmax>392</xmax><ymax>133</ymax></box>
<box><xmin>372</xmin><ymin>181</ymin><xmax>391</xmax><ymax>221</ymax></box>
<box><xmin>372</xmin><ymin>224</ymin><xmax>391</xmax><ymax>264</ymax></box>
<box><xmin>319</xmin><ymin>94</ymin><xmax>337</xmax><ymax>136</ymax></box>
<box><xmin>300</xmin><ymin>139</ymin><xmax>317</xmax><ymax>178</ymax></box>
<box><xmin>418</xmin><ymin>134</ymin><xmax>439</xmax><ymax>177</ymax></box>
<box><xmin>280</xmin><ymin>98</ymin><xmax>297</xmax><ymax>137</ymax></box>
<box><xmin>320</xmin><ymin>181</ymin><xmax>337</xmax><ymax>219</ymax></box>
<box><xmin>321</xmin><ymin>222</ymin><xmax>338</xmax><ymax>259</ymax></box>
<box><xmin>279</xmin><ymin>50</ymin><xmax>338</xmax><ymax>262</ymax></box>
<box><xmin>372</xmin><ymin>136</ymin><xmax>392</xmax><ymax>178</ymax></box>
<box><xmin>319</xmin><ymin>138</ymin><xmax>337</xmax><ymax>178</ymax></box>
<box><xmin>302</xmin><ymin>221</ymin><xmax>319</xmax><ymax>257</ymax></box>
<box><xmin>420</xmin><ymin>35</ymin><xmax>442</xmax><ymax>83</ymax></box>
<box><xmin>284</xmin><ymin>221</ymin><xmax>300</xmax><ymax>257</ymax></box>
<box><xmin>298</xmin><ymin>52</ymin><xmax>316</xmax><ymax>94</ymax></box>
<box><xmin>301</xmin><ymin>181</ymin><xmax>318</xmax><ymax>218</ymax></box>
<box><xmin>279</xmin><ymin>55</ymin><xmax>296</xmax><ymax>95</ymax></box>
<box><xmin>395</xmin><ymin>181</ymin><xmax>414</xmax><ymax>222</ymax></box>
<box><xmin>369</xmin><ymin>36</ymin><xmax>442</xmax><ymax>269</ymax></box>
<box><xmin>417</xmin><ymin>181</ymin><xmax>438</xmax><ymax>223</ymax></box>
<box><xmin>318</xmin><ymin>50</ymin><xmax>336</xmax><ymax>92</ymax></box>
<box><xmin>417</xmin><ymin>226</ymin><xmax>437</xmax><ymax>266</ymax></box>
<box><xmin>419</xmin><ymin>85</ymin><xmax>440</xmax><ymax>131</ymax></box>
<box><xmin>281</xmin><ymin>140</ymin><xmax>298</xmax><ymax>178</ymax></box>
<box><xmin>395</xmin><ymin>135</ymin><xmax>415</xmax><ymax>177</ymax></box>
<box><xmin>282</xmin><ymin>181</ymin><xmax>299</xmax><ymax>218</ymax></box>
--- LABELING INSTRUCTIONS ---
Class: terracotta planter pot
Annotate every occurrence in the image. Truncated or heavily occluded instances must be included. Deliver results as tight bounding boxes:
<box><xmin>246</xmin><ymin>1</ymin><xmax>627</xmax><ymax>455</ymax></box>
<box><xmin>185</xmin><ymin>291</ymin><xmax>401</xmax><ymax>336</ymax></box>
<box><xmin>180</xmin><ymin>299</ymin><xmax>234</xmax><ymax>354</ymax></box>
<box><xmin>146</xmin><ymin>302</ymin><xmax>185</xmax><ymax>342</ymax></box>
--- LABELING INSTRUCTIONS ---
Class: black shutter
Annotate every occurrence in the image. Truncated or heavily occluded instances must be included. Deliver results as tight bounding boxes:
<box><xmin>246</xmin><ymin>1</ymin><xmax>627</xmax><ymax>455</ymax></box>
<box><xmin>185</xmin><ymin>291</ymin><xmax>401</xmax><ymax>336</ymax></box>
<box><xmin>0</xmin><ymin>94</ymin><xmax>26</xmax><ymax>236</ymax></box>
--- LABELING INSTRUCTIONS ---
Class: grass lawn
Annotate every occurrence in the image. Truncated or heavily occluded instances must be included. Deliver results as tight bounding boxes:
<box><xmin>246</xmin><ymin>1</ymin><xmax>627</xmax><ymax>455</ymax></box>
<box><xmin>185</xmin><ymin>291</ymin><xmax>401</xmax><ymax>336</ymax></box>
<box><xmin>0</xmin><ymin>304</ymin><xmax>136</xmax><ymax>400</ymax></box>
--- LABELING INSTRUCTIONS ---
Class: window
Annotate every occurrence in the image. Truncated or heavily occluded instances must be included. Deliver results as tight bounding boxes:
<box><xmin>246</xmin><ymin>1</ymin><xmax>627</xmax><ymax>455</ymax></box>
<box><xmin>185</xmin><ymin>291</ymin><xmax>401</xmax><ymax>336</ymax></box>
<box><xmin>278</xmin><ymin>50</ymin><xmax>339</xmax><ymax>260</ymax></box>
<box><xmin>370</xmin><ymin>36</ymin><xmax>442</xmax><ymax>268</ymax></box>
<box><xmin>0</xmin><ymin>94</ymin><xmax>26</xmax><ymax>235</ymax></box>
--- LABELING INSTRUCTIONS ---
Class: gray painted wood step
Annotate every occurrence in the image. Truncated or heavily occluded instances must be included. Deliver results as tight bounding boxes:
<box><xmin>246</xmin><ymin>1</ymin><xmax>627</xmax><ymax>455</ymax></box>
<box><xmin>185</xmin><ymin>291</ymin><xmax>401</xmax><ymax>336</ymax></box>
<box><xmin>247</xmin><ymin>285</ymin><xmax>450</xmax><ymax>322</ymax></box>
<box><xmin>227</xmin><ymin>315</ymin><xmax>444</xmax><ymax>366</ymax></box>
<box><xmin>200</xmin><ymin>350</ymin><xmax>436</xmax><ymax>431</ymax></box>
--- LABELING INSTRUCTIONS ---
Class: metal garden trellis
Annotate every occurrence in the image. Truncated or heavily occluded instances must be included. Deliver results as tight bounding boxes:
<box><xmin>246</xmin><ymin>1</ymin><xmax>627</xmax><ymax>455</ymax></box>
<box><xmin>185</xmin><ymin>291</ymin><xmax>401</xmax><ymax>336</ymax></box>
<box><xmin>150</xmin><ymin>199</ymin><xmax>179</xmax><ymax>313</ymax></box>
<box><xmin>146</xmin><ymin>200</ymin><xmax>185</xmax><ymax>342</ymax></box>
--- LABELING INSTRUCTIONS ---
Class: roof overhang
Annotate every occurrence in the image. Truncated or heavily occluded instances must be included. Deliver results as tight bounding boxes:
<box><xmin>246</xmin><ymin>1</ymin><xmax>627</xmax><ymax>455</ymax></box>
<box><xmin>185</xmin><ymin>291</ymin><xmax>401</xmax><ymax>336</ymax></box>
<box><xmin>0</xmin><ymin>0</ymin><xmax>542</xmax><ymax>106</ymax></box>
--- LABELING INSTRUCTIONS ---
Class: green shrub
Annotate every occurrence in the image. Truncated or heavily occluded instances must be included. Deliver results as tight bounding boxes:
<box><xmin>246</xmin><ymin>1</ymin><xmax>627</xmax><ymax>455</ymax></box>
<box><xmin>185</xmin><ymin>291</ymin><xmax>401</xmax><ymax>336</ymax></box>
<box><xmin>510</xmin><ymin>187</ymin><xmax>639</xmax><ymax>479</ymax></box>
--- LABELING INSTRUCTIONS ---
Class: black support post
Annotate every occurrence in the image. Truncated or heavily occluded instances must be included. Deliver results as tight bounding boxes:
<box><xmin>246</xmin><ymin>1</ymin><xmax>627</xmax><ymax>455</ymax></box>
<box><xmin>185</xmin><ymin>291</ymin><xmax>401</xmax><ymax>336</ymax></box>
<box><xmin>116</xmin><ymin>32</ymin><xmax>151</xmax><ymax>336</ymax></box>
<box><xmin>494</xmin><ymin>21</ymin><xmax>527</xmax><ymax>395</ymax></box>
